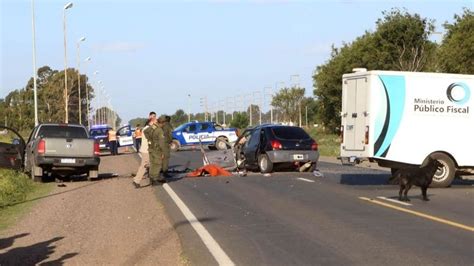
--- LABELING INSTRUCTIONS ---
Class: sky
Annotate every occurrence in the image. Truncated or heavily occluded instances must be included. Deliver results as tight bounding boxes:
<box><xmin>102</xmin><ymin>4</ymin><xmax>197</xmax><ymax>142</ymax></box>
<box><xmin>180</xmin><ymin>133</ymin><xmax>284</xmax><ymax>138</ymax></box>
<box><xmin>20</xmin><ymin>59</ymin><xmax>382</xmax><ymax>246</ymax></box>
<box><xmin>1</xmin><ymin>0</ymin><xmax>472</xmax><ymax>123</ymax></box>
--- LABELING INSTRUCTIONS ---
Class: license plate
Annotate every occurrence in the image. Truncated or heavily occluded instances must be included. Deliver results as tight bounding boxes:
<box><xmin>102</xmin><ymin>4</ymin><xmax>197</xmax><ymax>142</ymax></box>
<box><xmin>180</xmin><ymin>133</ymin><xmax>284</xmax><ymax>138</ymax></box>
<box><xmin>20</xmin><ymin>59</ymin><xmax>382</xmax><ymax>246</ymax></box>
<box><xmin>293</xmin><ymin>154</ymin><xmax>304</xmax><ymax>160</ymax></box>
<box><xmin>61</xmin><ymin>158</ymin><xmax>76</xmax><ymax>164</ymax></box>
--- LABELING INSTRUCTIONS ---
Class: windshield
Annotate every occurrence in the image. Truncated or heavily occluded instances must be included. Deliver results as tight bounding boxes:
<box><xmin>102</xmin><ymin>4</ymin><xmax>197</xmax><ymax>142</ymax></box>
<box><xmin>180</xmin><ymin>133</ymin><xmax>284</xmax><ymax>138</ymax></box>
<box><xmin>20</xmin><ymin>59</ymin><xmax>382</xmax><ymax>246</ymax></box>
<box><xmin>90</xmin><ymin>128</ymin><xmax>109</xmax><ymax>136</ymax></box>
<box><xmin>37</xmin><ymin>125</ymin><xmax>88</xmax><ymax>139</ymax></box>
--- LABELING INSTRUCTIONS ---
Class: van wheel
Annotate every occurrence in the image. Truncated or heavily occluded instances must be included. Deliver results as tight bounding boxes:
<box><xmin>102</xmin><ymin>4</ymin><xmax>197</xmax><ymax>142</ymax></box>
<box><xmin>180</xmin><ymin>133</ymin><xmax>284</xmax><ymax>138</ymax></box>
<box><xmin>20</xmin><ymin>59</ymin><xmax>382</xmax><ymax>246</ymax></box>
<box><xmin>430</xmin><ymin>153</ymin><xmax>455</xmax><ymax>188</ymax></box>
<box><xmin>216</xmin><ymin>137</ymin><xmax>228</xmax><ymax>150</ymax></box>
<box><xmin>170</xmin><ymin>140</ymin><xmax>180</xmax><ymax>152</ymax></box>
<box><xmin>258</xmin><ymin>154</ymin><xmax>273</xmax><ymax>173</ymax></box>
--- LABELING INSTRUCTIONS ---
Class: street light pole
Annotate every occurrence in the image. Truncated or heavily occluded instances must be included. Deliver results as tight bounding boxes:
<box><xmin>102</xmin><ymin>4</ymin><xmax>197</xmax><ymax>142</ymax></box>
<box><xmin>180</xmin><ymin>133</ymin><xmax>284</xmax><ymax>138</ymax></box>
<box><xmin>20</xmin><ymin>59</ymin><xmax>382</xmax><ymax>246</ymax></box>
<box><xmin>188</xmin><ymin>94</ymin><xmax>191</xmax><ymax>122</ymax></box>
<box><xmin>31</xmin><ymin>0</ymin><xmax>39</xmax><ymax>126</ymax></box>
<box><xmin>77</xmin><ymin>37</ymin><xmax>85</xmax><ymax>125</ymax></box>
<box><xmin>84</xmin><ymin>57</ymin><xmax>91</xmax><ymax>127</ymax></box>
<box><xmin>63</xmin><ymin>2</ymin><xmax>73</xmax><ymax>123</ymax></box>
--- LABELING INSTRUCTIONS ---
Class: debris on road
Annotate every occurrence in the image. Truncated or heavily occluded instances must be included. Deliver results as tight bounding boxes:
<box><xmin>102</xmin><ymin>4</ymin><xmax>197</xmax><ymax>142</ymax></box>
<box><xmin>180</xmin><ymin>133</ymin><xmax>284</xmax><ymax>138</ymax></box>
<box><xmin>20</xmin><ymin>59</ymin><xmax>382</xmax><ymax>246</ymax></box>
<box><xmin>313</xmin><ymin>170</ymin><xmax>324</xmax><ymax>177</ymax></box>
<box><xmin>186</xmin><ymin>164</ymin><xmax>232</xmax><ymax>177</ymax></box>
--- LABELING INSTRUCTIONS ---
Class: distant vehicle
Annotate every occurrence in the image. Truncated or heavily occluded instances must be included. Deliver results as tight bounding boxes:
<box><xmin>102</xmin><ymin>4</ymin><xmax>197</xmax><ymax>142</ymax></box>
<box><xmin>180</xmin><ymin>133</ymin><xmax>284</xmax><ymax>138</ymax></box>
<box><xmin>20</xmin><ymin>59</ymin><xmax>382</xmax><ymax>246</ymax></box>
<box><xmin>234</xmin><ymin>124</ymin><xmax>319</xmax><ymax>173</ymax></box>
<box><xmin>339</xmin><ymin>69</ymin><xmax>474</xmax><ymax>187</ymax></box>
<box><xmin>0</xmin><ymin>126</ymin><xmax>26</xmax><ymax>170</ymax></box>
<box><xmin>90</xmin><ymin>124</ymin><xmax>111</xmax><ymax>150</ymax></box>
<box><xmin>171</xmin><ymin>121</ymin><xmax>239</xmax><ymax>151</ymax></box>
<box><xmin>18</xmin><ymin>123</ymin><xmax>101</xmax><ymax>181</ymax></box>
<box><xmin>116</xmin><ymin>125</ymin><xmax>134</xmax><ymax>148</ymax></box>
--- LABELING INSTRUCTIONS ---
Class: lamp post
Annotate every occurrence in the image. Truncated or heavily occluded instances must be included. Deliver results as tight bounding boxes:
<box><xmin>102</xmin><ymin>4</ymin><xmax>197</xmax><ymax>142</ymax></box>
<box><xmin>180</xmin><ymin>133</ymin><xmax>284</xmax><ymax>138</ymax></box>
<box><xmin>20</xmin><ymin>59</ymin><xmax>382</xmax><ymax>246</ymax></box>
<box><xmin>188</xmin><ymin>94</ymin><xmax>191</xmax><ymax>122</ymax></box>
<box><xmin>76</xmin><ymin>37</ymin><xmax>86</xmax><ymax>125</ymax></box>
<box><xmin>84</xmin><ymin>57</ymin><xmax>91</xmax><ymax>127</ymax></box>
<box><xmin>31</xmin><ymin>0</ymin><xmax>39</xmax><ymax>126</ymax></box>
<box><xmin>63</xmin><ymin>2</ymin><xmax>73</xmax><ymax>123</ymax></box>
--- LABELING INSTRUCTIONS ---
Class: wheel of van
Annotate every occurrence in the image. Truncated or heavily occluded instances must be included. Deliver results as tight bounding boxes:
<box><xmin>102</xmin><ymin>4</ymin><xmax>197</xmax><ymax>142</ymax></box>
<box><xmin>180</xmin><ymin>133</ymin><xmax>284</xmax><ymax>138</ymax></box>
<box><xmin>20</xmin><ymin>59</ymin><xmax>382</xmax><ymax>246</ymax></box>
<box><xmin>216</xmin><ymin>137</ymin><xmax>228</xmax><ymax>150</ymax></box>
<box><xmin>430</xmin><ymin>153</ymin><xmax>455</xmax><ymax>188</ymax></box>
<box><xmin>258</xmin><ymin>154</ymin><xmax>273</xmax><ymax>173</ymax></box>
<box><xmin>170</xmin><ymin>140</ymin><xmax>180</xmax><ymax>152</ymax></box>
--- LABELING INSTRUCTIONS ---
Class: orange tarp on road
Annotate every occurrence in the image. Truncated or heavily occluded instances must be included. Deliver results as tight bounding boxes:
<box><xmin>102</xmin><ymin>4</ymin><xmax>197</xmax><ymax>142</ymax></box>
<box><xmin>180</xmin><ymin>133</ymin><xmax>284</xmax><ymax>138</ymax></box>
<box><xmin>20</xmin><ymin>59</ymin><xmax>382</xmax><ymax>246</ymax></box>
<box><xmin>186</xmin><ymin>164</ymin><xmax>232</xmax><ymax>177</ymax></box>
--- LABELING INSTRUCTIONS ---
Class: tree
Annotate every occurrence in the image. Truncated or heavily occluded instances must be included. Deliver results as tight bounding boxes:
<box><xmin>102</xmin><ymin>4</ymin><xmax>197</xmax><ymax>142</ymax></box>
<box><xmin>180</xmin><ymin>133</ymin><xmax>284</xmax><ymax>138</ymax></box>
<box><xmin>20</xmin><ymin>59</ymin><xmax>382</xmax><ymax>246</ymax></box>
<box><xmin>230</xmin><ymin>112</ymin><xmax>249</xmax><ymax>129</ymax></box>
<box><xmin>271</xmin><ymin>87</ymin><xmax>305</xmax><ymax>124</ymax></box>
<box><xmin>129</xmin><ymin>117</ymin><xmax>148</xmax><ymax>128</ymax></box>
<box><xmin>313</xmin><ymin>9</ymin><xmax>437</xmax><ymax>131</ymax></box>
<box><xmin>170</xmin><ymin>109</ymin><xmax>187</xmax><ymax>127</ymax></box>
<box><xmin>437</xmin><ymin>8</ymin><xmax>474</xmax><ymax>74</ymax></box>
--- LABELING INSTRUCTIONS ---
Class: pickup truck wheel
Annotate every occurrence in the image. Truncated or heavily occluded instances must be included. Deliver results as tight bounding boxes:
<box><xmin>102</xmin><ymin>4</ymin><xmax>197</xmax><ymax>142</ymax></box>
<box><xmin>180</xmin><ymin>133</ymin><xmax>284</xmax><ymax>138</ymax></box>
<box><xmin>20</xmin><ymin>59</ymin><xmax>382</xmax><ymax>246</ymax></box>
<box><xmin>258</xmin><ymin>154</ymin><xmax>273</xmax><ymax>173</ymax></box>
<box><xmin>216</xmin><ymin>137</ymin><xmax>228</xmax><ymax>150</ymax></box>
<box><xmin>430</xmin><ymin>153</ymin><xmax>456</xmax><ymax>188</ymax></box>
<box><xmin>170</xmin><ymin>140</ymin><xmax>180</xmax><ymax>152</ymax></box>
<box><xmin>30</xmin><ymin>167</ymin><xmax>43</xmax><ymax>182</ymax></box>
<box><xmin>88</xmin><ymin>168</ymin><xmax>99</xmax><ymax>181</ymax></box>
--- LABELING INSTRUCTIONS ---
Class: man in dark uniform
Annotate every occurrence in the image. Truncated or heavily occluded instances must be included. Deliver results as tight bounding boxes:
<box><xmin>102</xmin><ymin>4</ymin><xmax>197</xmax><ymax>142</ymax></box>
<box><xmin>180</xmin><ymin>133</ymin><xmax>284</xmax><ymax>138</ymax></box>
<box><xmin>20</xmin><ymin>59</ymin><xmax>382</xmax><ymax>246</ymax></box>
<box><xmin>161</xmin><ymin>115</ymin><xmax>173</xmax><ymax>178</ymax></box>
<box><xmin>143</xmin><ymin>115</ymin><xmax>166</xmax><ymax>185</ymax></box>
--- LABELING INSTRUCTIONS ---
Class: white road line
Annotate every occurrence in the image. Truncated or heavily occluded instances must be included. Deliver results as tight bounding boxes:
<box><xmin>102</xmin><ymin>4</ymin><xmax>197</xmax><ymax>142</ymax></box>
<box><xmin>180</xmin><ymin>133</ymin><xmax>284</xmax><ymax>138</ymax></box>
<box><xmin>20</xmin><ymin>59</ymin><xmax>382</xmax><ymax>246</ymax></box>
<box><xmin>297</xmin><ymin>177</ymin><xmax>315</xmax><ymax>183</ymax></box>
<box><xmin>377</xmin><ymin>196</ymin><xmax>413</xmax><ymax>206</ymax></box>
<box><xmin>163</xmin><ymin>184</ymin><xmax>235</xmax><ymax>266</ymax></box>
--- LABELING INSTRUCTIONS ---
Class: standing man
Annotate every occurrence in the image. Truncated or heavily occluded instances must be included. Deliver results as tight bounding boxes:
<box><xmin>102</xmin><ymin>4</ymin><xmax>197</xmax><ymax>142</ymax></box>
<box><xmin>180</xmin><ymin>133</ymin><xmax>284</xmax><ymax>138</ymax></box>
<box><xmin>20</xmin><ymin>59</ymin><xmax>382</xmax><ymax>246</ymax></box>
<box><xmin>161</xmin><ymin>115</ymin><xmax>173</xmax><ymax>178</ymax></box>
<box><xmin>107</xmin><ymin>128</ymin><xmax>118</xmax><ymax>155</ymax></box>
<box><xmin>134</xmin><ymin>124</ymin><xmax>143</xmax><ymax>153</ymax></box>
<box><xmin>144</xmin><ymin>115</ymin><xmax>166</xmax><ymax>185</ymax></box>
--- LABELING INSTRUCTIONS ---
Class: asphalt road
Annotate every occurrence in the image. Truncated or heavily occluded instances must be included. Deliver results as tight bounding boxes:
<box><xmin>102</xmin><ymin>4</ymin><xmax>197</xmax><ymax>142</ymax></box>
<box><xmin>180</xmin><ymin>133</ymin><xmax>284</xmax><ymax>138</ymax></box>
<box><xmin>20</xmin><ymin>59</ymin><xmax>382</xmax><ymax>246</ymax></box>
<box><xmin>156</xmin><ymin>150</ymin><xmax>474</xmax><ymax>266</ymax></box>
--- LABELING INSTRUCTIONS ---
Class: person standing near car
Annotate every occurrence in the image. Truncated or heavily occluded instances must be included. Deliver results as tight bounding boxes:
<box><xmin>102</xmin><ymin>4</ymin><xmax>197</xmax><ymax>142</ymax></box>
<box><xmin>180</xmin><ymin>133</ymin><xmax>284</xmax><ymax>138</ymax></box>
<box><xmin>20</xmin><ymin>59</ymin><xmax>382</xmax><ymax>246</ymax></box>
<box><xmin>144</xmin><ymin>115</ymin><xmax>166</xmax><ymax>185</ymax></box>
<box><xmin>161</xmin><ymin>115</ymin><xmax>173</xmax><ymax>178</ymax></box>
<box><xmin>132</xmin><ymin>112</ymin><xmax>157</xmax><ymax>188</ymax></box>
<box><xmin>107</xmin><ymin>128</ymin><xmax>118</xmax><ymax>155</ymax></box>
<box><xmin>134</xmin><ymin>124</ymin><xmax>143</xmax><ymax>153</ymax></box>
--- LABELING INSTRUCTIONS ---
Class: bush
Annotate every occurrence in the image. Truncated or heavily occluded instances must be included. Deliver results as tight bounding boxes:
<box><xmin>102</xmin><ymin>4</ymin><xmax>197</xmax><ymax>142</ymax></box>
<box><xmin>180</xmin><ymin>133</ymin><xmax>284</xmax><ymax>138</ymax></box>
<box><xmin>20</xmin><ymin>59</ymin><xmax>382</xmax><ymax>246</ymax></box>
<box><xmin>0</xmin><ymin>169</ymin><xmax>35</xmax><ymax>208</ymax></box>
<box><xmin>306</xmin><ymin>127</ymin><xmax>340</xmax><ymax>157</ymax></box>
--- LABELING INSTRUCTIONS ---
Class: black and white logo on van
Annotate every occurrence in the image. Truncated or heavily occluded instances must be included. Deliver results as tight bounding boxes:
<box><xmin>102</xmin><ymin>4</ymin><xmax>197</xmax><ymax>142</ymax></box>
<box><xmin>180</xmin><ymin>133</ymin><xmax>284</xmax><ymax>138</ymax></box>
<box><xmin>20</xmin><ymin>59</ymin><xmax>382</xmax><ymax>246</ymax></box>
<box><xmin>446</xmin><ymin>82</ymin><xmax>470</xmax><ymax>105</ymax></box>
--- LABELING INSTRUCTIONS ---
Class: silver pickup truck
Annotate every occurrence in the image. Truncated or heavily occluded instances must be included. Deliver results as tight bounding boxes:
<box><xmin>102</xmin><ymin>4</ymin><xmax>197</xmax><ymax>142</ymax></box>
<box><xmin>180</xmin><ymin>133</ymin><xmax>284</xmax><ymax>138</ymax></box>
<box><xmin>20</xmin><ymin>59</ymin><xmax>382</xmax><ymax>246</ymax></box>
<box><xmin>23</xmin><ymin>124</ymin><xmax>100</xmax><ymax>181</ymax></box>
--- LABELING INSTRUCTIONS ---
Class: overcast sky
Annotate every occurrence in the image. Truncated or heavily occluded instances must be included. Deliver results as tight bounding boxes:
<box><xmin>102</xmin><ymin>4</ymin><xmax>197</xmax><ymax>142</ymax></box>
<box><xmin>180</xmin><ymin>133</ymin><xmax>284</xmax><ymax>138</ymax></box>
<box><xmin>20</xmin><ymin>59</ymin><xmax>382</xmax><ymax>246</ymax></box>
<box><xmin>1</xmin><ymin>0</ymin><xmax>471</xmax><ymax>122</ymax></box>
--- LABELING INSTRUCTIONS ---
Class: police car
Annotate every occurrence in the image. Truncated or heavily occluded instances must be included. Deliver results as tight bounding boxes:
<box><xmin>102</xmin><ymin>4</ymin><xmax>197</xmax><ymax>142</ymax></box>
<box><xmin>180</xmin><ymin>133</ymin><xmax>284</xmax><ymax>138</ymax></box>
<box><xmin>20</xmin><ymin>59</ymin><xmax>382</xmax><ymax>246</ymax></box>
<box><xmin>171</xmin><ymin>121</ymin><xmax>239</xmax><ymax>151</ymax></box>
<box><xmin>89</xmin><ymin>124</ymin><xmax>135</xmax><ymax>150</ymax></box>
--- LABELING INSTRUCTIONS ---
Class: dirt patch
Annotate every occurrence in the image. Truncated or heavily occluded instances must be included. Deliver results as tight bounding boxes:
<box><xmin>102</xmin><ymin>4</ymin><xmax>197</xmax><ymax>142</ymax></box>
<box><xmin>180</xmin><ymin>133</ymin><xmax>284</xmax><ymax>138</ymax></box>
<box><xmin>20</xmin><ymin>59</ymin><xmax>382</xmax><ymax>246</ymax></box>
<box><xmin>0</xmin><ymin>152</ymin><xmax>182</xmax><ymax>265</ymax></box>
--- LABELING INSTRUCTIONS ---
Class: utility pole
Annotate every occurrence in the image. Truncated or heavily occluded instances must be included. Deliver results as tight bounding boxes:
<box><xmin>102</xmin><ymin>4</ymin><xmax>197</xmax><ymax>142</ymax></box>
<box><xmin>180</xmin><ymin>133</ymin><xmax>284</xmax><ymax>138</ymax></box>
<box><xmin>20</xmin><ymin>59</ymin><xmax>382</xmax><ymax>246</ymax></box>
<box><xmin>305</xmin><ymin>105</ymin><xmax>308</xmax><ymax>127</ymax></box>
<box><xmin>63</xmin><ymin>2</ymin><xmax>73</xmax><ymax>123</ymax></box>
<box><xmin>188</xmin><ymin>94</ymin><xmax>191</xmax><ymax>122</ymax></box>
<box><xmin>31</xmin><ymin>0</ymin><xmax>39</xmax><ymax>126</ymax></box>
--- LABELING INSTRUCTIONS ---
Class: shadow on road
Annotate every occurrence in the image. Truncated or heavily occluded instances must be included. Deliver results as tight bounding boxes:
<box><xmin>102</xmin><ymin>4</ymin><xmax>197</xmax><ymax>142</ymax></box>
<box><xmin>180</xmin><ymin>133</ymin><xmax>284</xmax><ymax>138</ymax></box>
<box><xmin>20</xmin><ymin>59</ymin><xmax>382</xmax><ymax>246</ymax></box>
<box><xmin>340</xmin><ymin>173</ymin><xmax>392</xmax><ymax>185</ymax></box>
<box><xmin>0</xmin><ymin>233</ymin><xmax>29</xmax><ymax>250</ymax></box>
<box><xmin>0</xmin><ymin>236</ymin><xmax>78</xmax><ymax>265</ymax></box>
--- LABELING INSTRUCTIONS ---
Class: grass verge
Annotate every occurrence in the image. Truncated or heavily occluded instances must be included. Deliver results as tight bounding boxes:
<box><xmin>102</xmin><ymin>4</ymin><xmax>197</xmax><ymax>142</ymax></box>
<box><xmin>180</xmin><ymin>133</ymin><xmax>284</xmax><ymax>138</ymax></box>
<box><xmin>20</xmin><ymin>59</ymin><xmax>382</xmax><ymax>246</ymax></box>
<box><xmin>0</xmin><ymin>169</ymin><xmax>54</xmax><ymax>231</ymax></box>
<box><xmin>306</xmin><ymin>127</ymin><xmax>340</xmax><ymax>157</ymax></box>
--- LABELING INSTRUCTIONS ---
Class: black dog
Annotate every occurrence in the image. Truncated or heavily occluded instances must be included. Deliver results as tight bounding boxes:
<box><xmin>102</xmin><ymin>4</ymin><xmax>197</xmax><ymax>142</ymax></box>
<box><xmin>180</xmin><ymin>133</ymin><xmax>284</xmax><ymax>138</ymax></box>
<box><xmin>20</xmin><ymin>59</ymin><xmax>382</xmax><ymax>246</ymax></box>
<box><xmin>389</xmin><ymin>157</ymin><xmax>444</xmax><ymax>202</ymax></box>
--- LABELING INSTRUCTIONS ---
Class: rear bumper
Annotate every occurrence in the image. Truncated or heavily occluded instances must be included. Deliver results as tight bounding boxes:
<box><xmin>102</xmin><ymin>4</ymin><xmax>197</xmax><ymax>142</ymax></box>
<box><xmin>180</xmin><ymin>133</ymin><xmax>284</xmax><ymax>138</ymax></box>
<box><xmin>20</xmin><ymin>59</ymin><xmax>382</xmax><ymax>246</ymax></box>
<box><xmin>36</xmin><ymin>156</ymin><xmax>100</xmax><ymax>170</ymax></box>
<box><xmin>266</xmin><ymin>150</ymin><xmax>319</xmax><ymax>164</ymax></box>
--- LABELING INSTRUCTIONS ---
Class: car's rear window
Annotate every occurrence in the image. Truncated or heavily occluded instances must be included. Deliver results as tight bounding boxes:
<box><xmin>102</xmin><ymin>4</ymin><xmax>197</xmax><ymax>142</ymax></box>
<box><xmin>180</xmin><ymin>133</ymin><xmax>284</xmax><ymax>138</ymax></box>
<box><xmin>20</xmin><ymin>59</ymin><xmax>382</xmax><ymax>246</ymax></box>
<box><xmin>37</xmin><ymin>126</ymin><xmax>88</xmax><ymax>139</ymax></box>
<box><xmin>271</xmin><ymin>127</ymin><xmax>310</xmax><ymax>140</ymax></box>
<box><xmin>90</xmin><ymin>129</ymin><xmax>108</xmax><ymax>136</ymax></box>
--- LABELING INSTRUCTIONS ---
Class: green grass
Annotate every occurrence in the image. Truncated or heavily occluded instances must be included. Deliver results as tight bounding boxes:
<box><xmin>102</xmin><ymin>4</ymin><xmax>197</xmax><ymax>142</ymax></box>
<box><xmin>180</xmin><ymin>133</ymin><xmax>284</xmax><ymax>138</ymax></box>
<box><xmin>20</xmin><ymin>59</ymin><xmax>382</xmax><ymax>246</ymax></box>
<box><xmin>0</xmin><ymin>169</ymin><xmax>54</xmax><ymax>231</ymax></box>
<box><xmin>306</xmin><ymin>127</ymin><xmax>340</xmax><ymax>157</ymax></box>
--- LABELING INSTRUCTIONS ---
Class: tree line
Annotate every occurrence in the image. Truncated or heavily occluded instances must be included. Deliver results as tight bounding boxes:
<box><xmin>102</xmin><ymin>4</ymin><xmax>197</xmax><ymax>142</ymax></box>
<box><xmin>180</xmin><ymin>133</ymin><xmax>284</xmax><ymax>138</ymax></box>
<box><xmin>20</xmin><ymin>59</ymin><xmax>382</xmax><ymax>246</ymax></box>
<box><xmin>313</xmin><ymin>8</ymin><xmax>473</xmax><ymax>132</ymax></box>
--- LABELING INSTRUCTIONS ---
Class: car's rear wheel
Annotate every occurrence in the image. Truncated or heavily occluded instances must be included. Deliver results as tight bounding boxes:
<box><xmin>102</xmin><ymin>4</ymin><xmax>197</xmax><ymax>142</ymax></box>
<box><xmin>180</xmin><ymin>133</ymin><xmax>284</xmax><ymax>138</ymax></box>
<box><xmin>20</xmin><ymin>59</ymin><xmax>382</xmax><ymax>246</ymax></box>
<box><xmin>215</xmin><ymin>137</ymin><xmax>228</xmax><ymax>150</ymax></box>
<box><xmin>430</xmin><ymin>153</ymin><xmax>456</xmax><ymax>188</ymax></box>
<box><xmin>170</xmin><ymin>140</ymin><xmax>180</xmax><ymax>152</ymax></box>
<box><xmin>258</xmin><ymin>154</ymin><xmax>273</xmax><ymax>173</ymax></box>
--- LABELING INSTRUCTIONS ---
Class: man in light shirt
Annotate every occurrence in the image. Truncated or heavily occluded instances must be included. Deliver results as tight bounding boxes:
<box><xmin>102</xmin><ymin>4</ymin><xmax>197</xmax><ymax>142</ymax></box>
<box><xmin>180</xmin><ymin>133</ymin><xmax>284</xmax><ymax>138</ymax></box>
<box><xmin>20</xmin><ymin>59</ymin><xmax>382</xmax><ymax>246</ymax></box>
<box><xmin>132</xmin><ymin>112</ymin><xmax>156</xmax><ymax>188</ymax></box>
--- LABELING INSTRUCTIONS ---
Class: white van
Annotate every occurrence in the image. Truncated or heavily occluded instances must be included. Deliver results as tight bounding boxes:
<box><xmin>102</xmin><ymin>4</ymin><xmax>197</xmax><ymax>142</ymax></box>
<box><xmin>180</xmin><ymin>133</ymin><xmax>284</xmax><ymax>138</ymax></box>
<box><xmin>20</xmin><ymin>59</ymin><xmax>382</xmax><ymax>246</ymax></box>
<box><xmin>340</xmin><ymin>69</ymin><xmax>474</xmax><ymax>187</ymax></box>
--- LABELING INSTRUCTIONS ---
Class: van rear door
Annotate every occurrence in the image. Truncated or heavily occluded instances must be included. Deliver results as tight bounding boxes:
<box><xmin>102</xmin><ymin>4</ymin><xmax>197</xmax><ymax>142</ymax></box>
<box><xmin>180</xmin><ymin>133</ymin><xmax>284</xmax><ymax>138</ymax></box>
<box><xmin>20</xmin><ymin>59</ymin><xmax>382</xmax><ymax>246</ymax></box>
<box><xmin>343</xmin><ymin>77</ymin><xmax>367</xmax><ymax>151</ymax></box>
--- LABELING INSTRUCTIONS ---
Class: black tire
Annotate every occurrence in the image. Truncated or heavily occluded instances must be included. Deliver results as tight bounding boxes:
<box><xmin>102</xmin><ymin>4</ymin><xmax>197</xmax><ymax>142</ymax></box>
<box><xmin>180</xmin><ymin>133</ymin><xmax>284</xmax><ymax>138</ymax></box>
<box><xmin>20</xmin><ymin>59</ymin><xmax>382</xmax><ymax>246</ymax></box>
<box><xmin>430</xmin><ymin>153</ymin><xmax>456</xmax><ymax>188</ymax></box>
<box><xmin>170</xmin><ymin>140</ymin><xmax>180</xmax><ymax>152</ymax></box>
<box><xmin>215</xmin><ymin>137</ymin><xmax>228</xmax><ymax>150</ymax></box>
<box><xmin>258</xmin><ymin>154</ymin><xmax>273</xmax><ymax>173</ymax></box>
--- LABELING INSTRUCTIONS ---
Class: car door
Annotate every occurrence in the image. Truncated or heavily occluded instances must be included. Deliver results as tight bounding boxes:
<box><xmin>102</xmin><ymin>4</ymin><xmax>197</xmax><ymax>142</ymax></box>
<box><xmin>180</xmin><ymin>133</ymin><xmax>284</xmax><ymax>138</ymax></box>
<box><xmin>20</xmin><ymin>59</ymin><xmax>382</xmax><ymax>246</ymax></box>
<box><xmin>0</xmin><ymin>126</ymin><xmax>26</xmax><ymax>170</ymax></box>
<box><xmin>117</xmin><ymin>125</ymin><xmax>134</xmax><ymax>147</ymax></box>
<box><xmin>244</xmin><ymin>129</ymin><xmax>261</xmax><ymax>165</ymax></box>
<box><xmin>182</xmin><ymin>124</ymin><xmax>199</xmax><ymax>144</ymax></box>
